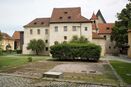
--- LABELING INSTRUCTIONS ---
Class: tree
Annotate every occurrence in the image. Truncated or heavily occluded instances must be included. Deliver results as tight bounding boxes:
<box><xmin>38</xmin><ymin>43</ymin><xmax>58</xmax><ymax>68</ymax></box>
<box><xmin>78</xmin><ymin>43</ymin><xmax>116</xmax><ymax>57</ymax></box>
<box><xmin>27</xmin><ymin>39</ymin><xmax>45</xmax><ymax>55</ymax></box>
<box><xmin>111</xmin><ymin>1</ymin><xmax>131</xmax><ymax>54</ymax></box>
<box><xmin>70</xmin><ymin>35</ymin><xmax>88</xmax><ymax>43</ymax></box>
<box><xmin>0</xmin><ymin>31</ymin><xmax>2</xmax><ymax>41</ymax></box>
<box><xmin>0</xmin><ymin>31</ymin><xmax>2</xmax><ymax>55</ymax></box>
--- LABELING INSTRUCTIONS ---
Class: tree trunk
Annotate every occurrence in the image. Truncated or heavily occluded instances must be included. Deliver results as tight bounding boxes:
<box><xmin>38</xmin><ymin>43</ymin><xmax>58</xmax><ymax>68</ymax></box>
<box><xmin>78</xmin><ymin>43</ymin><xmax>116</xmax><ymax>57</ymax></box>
<box><xmin>36</xmin><ymin>50</ymin><xmax>39</xmax><ymax>55</ymax></box>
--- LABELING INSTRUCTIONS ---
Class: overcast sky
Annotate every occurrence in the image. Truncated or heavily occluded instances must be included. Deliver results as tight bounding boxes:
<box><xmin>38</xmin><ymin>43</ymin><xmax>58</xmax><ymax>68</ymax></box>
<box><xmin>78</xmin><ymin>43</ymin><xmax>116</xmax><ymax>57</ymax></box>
<box><xmin>0</xmin><ymin>0</ymin><xmax>129</xmax><ymax>36</ymax></box>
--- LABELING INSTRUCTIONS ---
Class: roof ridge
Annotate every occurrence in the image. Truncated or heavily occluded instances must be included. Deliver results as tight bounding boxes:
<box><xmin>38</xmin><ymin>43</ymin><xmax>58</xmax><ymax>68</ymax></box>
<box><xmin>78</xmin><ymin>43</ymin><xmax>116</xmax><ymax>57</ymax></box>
<box><xmin>53</xmin><ymin>7</ymin><xmax>80</xmax><ymax>9</ymax></box>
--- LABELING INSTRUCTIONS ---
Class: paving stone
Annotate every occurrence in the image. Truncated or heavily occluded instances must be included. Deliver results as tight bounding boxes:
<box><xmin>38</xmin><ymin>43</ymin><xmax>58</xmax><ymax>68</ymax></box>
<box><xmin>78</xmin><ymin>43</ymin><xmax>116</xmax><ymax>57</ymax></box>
<box><xmin>0</xmin><ymin>74</ymin><xmax>114</xmax><ymax>87</ymax></box>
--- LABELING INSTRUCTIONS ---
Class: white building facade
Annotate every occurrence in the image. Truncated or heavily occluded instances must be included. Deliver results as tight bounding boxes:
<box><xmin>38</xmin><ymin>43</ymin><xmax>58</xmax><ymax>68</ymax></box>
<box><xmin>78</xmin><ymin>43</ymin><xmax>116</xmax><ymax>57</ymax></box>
<box><xmin>23</xmin><ymin>7</ymin><xmax>92</xmax><ymax>55</ymax></box>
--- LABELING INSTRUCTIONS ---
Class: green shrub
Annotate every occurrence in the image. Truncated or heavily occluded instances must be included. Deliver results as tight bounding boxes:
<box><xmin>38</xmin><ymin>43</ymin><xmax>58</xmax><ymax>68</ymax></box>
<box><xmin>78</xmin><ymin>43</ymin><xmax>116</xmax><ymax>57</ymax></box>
<box><xmin>27</xmin><ymin>57</ymin><xmax>32</xmax><ymax>62</ymax></box>
<box><xmin>50</xmin><ymin>43</ymin><xmax>101</xmax><ymax>62</ymax></box>
<box><xmin>0</xmin><ymin>49</ymin><xmax>3</xmax><ymax>55</ymax></box>
<box><xmin>16</xmin><ymin>50</ymin><xmax>22</xmax><ymax>54</ymax></box>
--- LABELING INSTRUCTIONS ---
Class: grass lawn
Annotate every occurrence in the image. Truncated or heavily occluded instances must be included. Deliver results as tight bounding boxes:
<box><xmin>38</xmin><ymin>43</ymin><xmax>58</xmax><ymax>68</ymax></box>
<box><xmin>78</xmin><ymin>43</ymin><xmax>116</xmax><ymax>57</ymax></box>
<box><xmin>110</xmin><ymin>60</ymin><xmax>131</xmax><ymax>84</ymax></box>
<box><xmin>0</xmin><ymin>55</ymin><xmax>50</xmax><ymax>71</ymax></box>
<box><xmin>0</xmin><ymin>55</ymin><xmax>120</xmax><ymax>86</ymax></box>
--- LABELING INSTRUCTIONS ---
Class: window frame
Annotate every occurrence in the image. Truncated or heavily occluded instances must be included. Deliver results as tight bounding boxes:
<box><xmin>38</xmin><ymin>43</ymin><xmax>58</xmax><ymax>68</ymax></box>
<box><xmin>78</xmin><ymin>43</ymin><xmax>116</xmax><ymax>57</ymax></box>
<box><xmin>45</xmin><ymin>29</ymin><xmax>48</xmax><ymax>34</ymax></box>
<box><xmin>30</xmin><ymin>29</ymin><xmax>33</xmax><ymax>35</ymax></box>
<box><xmin>54</xmin><ymin>26</ymin><xmax>58</xmax><ymax>32</ymax></box>
<box><xmin>64</xmin><ymin>26</ymin><xmax>67</xmax><ymax>32</ymax></box>
<box><xmin>64</xmin><ymin>36</ymin><xmax>67</xmax><ymax>40</ymax></box>
<box><xmin>37</xmin><ymin>29</ymin><xmax>40</xmax><ymax>34</ymax></box>
<box><xmin>72</xmin><ymin>26</ymin><xmax>77</xmax><ymax>31</ymax></box>
<box><xmin>85</xmin><ymin>27</ymin><xmax>88</xmax><ymax>31</ymax></box>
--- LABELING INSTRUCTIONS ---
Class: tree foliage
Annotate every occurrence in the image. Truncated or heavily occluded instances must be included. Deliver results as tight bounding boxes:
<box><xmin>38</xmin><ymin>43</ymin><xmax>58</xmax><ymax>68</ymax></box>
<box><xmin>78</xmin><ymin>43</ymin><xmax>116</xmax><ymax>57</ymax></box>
<box><xmin>0</xmin><ymin>31</ymin><xmax>2</xmax><ymax>41</ymax></box>
<box><xmin>111</xmin><ymin>1</ymin><xmax>131</xmax><ymax>53</ymax></box>
<box><xmin>70</xmin><ymin>35</ymin><xmax>88</xmax><ymax>43</ymax></box>
<box><xmin>27</xmin><ymin>39</ymin><xmax>45</xmax><ymax>55</ymax></box>
<box><xmin>0</xmin><ymin>31</ymin><xmax>3</xmax><ymax>55</ymax></box>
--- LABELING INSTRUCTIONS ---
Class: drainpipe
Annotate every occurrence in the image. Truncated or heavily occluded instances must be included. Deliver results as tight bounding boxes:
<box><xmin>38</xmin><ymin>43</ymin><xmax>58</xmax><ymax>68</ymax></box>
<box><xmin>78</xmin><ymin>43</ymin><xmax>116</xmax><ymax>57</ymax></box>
<box><xmin>80</xmin><ymin>23</ymin><xmax>82</xmax><ymax>37</ymax></box>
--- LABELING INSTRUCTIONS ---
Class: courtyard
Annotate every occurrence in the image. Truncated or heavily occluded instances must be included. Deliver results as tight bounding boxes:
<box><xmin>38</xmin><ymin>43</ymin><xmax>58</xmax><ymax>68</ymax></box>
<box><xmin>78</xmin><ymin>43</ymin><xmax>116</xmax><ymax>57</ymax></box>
<box><xmin>0</xmin><ymin>55</ymin><xmax>124</xmax><ymax>87</ymax></box>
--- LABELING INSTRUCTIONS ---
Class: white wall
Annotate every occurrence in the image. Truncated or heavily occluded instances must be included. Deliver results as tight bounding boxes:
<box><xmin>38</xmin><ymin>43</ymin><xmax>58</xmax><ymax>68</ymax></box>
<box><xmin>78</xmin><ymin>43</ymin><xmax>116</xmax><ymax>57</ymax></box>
<box><xmin>49</xmin><ymin>23</ymin><xmax>92</xmax><ymax>46</ymax></box>
<box><xmin>23</xmin><ymin>22</ymin><xmax>92</xmax><ymax>55</ymax></box>
<box><xmin>23</xmin><ymin>27</ymin><xmax>49</xmax><ymax>54</ymax></box>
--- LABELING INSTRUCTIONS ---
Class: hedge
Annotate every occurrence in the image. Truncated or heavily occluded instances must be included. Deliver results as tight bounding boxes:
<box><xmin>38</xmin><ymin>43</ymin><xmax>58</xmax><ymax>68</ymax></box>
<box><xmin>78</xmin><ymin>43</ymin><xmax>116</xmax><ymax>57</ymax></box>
<box><xmin>50</xmin><ymin>43</ymin><xmax>101</xmax><ymax>61</ymax></box>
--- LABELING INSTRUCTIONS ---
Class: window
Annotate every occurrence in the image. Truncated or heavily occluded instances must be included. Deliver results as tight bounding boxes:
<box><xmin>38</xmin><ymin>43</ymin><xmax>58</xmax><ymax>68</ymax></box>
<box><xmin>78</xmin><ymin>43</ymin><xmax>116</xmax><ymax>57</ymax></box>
<box><xmin>45</xmin><ymin>29</ymin><xmax>48</xmax><ymax>34</ymax></box>
<box><xmin>106</xmin><ymin>27</ymin><xmax>110</xmax><ymax>30</ymax></box>
<box><xmin>85</xmin><ymin>27</ymin><xmax>88</xmax><ymax>31</ymax></box>
<box><xmin>45</xmin><ymin>40</ymin><xmax>48</xmax><ymax>43</ymax></box>
<box><xmin>104</xmin><ymin>35</ymin><xmax>106</xmax><ymax>40</ymax></box>
<box><xmin>64</xmin><ymin>12</ymin><xmax>68</xmax><ymax>14</ymax></box>
<box><xmin>64</xmin><ymin>26</ymin><xmax>67</xmax><ymax>31</ymax></box>
<box><xmin>37</xmin><ymin>29</ymin><xmax>40</xmax><ymax>34</ymax></box>
<box><xmin>30</xmin><ymin>29</ymin><xmax>33</xmax><ymax>35</ymax></box>
<box><xmin>45</xmin><ymin>47</ymin><xmax>48</xmax><ymax>51</ymax></box>
<box><xmin>85</xmin><ymin>38</ymin><xmax>88</xmax><ymax>41</ymax></box>
<box><xmin>72</xmin><ymin>26</ymin><xmax>77</xmax><ymax>31</ymax></box>
<box><xmin>41</xmin><ymin>22</ymin><xmax>44</xmax><ymax>25</ymax></box>
<box><xmin>68</xmin><ymin>16</ymin><xmax>71</xmax><ymax>19</ymax></box>
<box><xmin>59</xmin><ymin>17</ymin><xmax>63</xmax><ymax>19</ymax></box>
<box><xmin>64</xmin><ymin>36</ymin><xmax>67</xmax><ymax>40</ymax></box>
<box><xmin>94</xmin><ymin>20</ymin><xmax>96</xmax><ymax>23</ymax></box>
<box><xmin>34</xmin><ymin>22</ymin><xmax>37</xmax><ymax>25</ymax></box>
<box><xmin>55</xmin><ymin>26</ymin><xmax>58</xmax><ymax>32</ymax></box>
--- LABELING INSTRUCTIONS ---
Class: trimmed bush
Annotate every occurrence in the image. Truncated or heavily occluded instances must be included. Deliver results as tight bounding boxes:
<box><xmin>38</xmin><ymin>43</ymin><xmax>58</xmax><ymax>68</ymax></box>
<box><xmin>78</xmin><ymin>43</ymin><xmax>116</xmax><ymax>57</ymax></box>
<box><xmin>27</xmin><ymin>57</ymin><xmax>32</xmax><ymax>62</ymax></box>
<box><xmin>50</xmin><ymin>43</ymin><xmax>101</xmax><ymax>62</ymax></box>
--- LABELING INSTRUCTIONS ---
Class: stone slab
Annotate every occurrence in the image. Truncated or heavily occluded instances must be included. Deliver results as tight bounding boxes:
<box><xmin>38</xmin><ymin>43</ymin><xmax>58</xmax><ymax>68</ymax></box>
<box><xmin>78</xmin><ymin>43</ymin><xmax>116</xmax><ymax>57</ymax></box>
<box><xmin>43</xmin><ymin>72</ymin><xmax>63</xmax><ymax>78</ymax></box>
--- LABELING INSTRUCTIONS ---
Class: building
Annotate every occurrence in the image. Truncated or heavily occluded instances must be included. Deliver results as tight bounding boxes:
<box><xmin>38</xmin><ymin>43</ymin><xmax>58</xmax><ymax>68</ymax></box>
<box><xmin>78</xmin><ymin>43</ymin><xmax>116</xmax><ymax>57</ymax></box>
<box><xmin>12</xmin><ymin>31</ymin><xmax>24</xmax><ymax>50</ymax></box>
<box><xmin>1</xmin><ymin>33</ymin><xmax>14</xmax><ymax>50</ymax></box>
<box><xmin>90</xmin><ymin>10</ymin><xmax>118</xmax><ymax>55</ymax></box>
<box><xmin>23</xmin><ymin>7</ymin><xmax>115</xmax><ymax>56</ymax></box>
<box><xmin>128</xmin><ymin>29</ymin><xmax>131</xmax><ymax>58</ymax></box>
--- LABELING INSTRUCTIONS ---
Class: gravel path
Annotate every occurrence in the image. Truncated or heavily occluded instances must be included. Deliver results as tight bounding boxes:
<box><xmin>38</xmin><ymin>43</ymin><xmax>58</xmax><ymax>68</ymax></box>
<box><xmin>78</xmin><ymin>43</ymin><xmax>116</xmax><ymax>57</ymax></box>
<box><xmin>49</xmin><ymin>63</ymin><xmax>105</xmax><ymax>74</ymax></box>
<box><xmin>101</xmin><ymin>55</ymin><xmax>131</xmax><ymax>63</ymax></box>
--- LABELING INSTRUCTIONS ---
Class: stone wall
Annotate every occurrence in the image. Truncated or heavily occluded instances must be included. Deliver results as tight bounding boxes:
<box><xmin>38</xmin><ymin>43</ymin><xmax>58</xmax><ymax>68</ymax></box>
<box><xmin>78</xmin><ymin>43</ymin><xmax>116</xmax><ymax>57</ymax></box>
<box><xmin>128</xmin><ymin>30</ymin><xmax>131</xmax><ymax>58</ymax></box>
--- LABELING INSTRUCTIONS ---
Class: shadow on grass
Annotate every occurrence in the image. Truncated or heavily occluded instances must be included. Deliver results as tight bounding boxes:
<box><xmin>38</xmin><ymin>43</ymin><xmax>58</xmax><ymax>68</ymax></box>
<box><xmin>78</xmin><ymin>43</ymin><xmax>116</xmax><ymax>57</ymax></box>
<box><xmin>47</xmin><ymin>58</ymin><xmax>103</xmax><ymax>63</ymax></box>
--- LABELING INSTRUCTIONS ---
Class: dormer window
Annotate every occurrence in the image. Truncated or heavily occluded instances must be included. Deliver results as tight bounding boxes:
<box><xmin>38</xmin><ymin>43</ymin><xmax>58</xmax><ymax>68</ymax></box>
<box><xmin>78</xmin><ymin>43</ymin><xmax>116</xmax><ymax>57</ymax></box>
<box><xmin>64</xmin><ymin>12</ymin><xmax>68</xmax><ymax>14</ymax></box>
<box><xmin>34</xmin><ymin>22</ymin><xmax>37</xmax><ymax>25</ymax></box>
<box><xmin>59</xmin><ymin>17</ymin><xmax>63</xmax><ymax>19</ymax></box>
<box><xmin>41</xmin><ymin>22</ymin><xmax>44</xmax><ymax>25</ymax></box>
<box><xmin>68</xmin><ymin>16</ymin><xmax>71</xmax><ymax>19</ymax></box>
<box><xmin>106</xmin><ymin>27</ymin><xmax>110</xmax><ymax>30</ymax></box>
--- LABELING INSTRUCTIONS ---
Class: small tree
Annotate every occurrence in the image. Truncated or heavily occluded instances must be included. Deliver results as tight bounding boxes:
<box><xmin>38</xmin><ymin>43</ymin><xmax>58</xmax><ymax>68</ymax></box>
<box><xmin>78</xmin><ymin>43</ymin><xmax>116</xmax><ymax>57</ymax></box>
<box><xmin>70</xmin><ymin>35</ymin><xmax>88</xmax><ymax>43</ymax></box>
<box><xmin>70</xmin><ymin>35</ymin><xmax>79</xmax><ymax>43</ymax></box>
<box><xmin>54</xmin><ymin>41</ymin><xmax>59</xmax><ymax>45</ymax></box>
<box><xmin>27</xmin><ymin>39</ymin><xmax>45</xmax><ymax>55</ymax></box>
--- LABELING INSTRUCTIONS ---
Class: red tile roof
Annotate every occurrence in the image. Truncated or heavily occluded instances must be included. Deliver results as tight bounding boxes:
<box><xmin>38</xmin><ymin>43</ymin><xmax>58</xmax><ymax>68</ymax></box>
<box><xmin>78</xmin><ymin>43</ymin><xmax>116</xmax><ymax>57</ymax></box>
<box><xmin>2</xmin><ymin>33</ymin><xmax>14</xmax><ymax>40</ymax></box>
<box><xmin>50</xmin><ymin>7</ymin><xmax>91</xmax><ymax>23</ymax></box>
<box><xmin>90</xmin><ymin>13</ymin><xmax>98</xmax><ymax>20</ymax></box>
<box><xmin>92</xmin><ymin>24</ymin><xmax>97</xmax><ymax>30</ymax></box>
<box><xmin>12</xmin><ymin>31</ymin><xmax>23</xmax><ymax>40</ymax></box>
<box><xmin>24</xmin><ymin>18</ymin><xmax>50</xmax><ymax>28</ymax></box>
<box><xmin>98</xmin><ymin>23</ymin><xmax>114</xmax><ymax>34</ymax></box>
<box><xmin>24</xmin><ymin>7</ymin><xmax>91</xmax><ymax>27</ymax></box>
